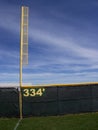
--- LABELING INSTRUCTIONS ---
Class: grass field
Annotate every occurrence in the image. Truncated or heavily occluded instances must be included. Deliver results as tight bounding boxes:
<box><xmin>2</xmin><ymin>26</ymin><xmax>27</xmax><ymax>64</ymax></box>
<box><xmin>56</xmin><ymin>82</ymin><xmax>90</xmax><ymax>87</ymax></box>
<box><xmin>1</xmin><ymin>113</ymin><xmax>98</xmax><ymax>130</ymax></box>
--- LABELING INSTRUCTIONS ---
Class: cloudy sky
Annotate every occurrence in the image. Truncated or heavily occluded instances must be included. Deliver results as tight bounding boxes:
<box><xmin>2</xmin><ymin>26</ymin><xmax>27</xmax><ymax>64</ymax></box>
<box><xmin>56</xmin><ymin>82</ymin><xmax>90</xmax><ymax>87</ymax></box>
<box><xmin>0</xmin><ymin>0</ymin><xmax>98</xmax><ymax>85</ymax></box>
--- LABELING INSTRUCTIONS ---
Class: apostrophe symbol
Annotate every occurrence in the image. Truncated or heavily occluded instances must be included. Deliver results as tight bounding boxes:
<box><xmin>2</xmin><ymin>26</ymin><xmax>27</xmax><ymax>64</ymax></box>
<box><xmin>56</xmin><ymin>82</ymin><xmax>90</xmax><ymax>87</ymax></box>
<box><xmin>42</xmin><ymin>88</ymin><xmax>45</xmax><ymax>92</ymax></box>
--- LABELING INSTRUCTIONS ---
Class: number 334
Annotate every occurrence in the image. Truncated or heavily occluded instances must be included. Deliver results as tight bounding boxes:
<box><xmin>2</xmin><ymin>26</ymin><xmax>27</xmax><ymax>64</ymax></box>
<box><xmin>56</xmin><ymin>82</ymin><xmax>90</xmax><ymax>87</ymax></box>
<box><xmin>23</xmin><ymin>88</ymin><xmax>45</xmax><ymax>97</ymax></box>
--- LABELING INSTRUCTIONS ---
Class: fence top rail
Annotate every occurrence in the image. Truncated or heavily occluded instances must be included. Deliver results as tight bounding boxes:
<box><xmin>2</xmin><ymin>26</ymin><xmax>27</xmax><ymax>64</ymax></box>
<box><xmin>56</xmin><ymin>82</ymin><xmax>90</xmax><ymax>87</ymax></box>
<box><xmin>21</xmin><ymin>82</ymin><xmax>98</xmax><ymax>88</ymax></box>
<box><xmin>0</xmin><ymin>82</ymin><xmax>98</xmax><ymax>88</ymax></box>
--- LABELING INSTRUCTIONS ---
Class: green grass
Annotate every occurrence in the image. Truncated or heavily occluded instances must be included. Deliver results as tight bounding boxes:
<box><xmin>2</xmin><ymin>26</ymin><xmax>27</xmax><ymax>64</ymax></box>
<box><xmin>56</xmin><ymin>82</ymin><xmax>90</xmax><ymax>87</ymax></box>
<box><xmin>0</xmin><ymin>118</ymin><xmax>18</xmax><ymax>130</ymax></box>
<box><xmin>1</xmin><ymin>113</ymin><xmax>98</xmax><ymax>130</ymax></box>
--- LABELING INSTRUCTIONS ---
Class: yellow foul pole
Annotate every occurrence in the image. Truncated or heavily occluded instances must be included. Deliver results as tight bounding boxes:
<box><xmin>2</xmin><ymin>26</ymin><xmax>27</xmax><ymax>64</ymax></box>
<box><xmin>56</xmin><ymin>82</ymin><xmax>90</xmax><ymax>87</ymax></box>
<box><xmin>19</xmin><ymin>6</ymin><xmax>29</xmax><ymax>119</ymax></box>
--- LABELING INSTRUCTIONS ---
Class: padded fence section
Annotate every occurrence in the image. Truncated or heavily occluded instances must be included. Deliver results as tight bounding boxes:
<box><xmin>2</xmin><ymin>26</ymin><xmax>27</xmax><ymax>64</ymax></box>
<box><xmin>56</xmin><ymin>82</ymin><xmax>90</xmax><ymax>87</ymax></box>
<box><xmin>0</xmin><ymin>88</ymin><xmax>19</xmax><ymax>117</ymax></box>
<box><xmin>58</xmin><ymin>85</ymin><xmax>92</xmax><ymax>114</ymax></box>
<box><xmin>22</xmin><ymin>87</ymin><xmax>58</xmax><ymax>116</ymax></box>
<box><xmin>92</xmin><ymin>85</ymin><xmax>98</xmax><ymax>112</ymax></box>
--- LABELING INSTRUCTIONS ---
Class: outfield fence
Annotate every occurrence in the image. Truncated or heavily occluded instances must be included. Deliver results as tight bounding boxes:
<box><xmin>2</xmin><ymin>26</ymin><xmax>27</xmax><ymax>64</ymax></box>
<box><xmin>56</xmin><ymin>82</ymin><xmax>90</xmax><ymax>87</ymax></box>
<box><xmin>0</xmin><ymin>83</ymin><xmax>98</xmax><ymax>117</ymax></box>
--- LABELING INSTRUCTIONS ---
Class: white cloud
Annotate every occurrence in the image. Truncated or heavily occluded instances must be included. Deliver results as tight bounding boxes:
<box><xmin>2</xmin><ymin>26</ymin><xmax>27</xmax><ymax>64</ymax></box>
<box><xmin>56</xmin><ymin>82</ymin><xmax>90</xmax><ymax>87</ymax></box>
<box><xmin>0</xmin><ymin>50</ymin><xmax>19</xmax><ymax>58</ymax></box>
<box><xmin>0</xmin><ymin>71</ymin><xmax>98</xmax><ymax>85</ymax></box>
<box><xmin>29</xmin><ymin>27</ymin><xmax>98</xmax><ymax>63</ymax></box>
<box><xmin>0</xmin><ymin>3</ymin><xmax>19</xmax><ymax>33</ymax></box>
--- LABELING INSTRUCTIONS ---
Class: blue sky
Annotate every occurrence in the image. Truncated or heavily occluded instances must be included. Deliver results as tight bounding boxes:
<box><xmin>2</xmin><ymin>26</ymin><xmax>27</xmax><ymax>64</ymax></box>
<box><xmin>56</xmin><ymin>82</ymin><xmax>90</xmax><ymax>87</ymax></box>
<box><xmin>0</xmin><ymin>0</ymin><xmax>98</xmax><ymax>85</ymax></box>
